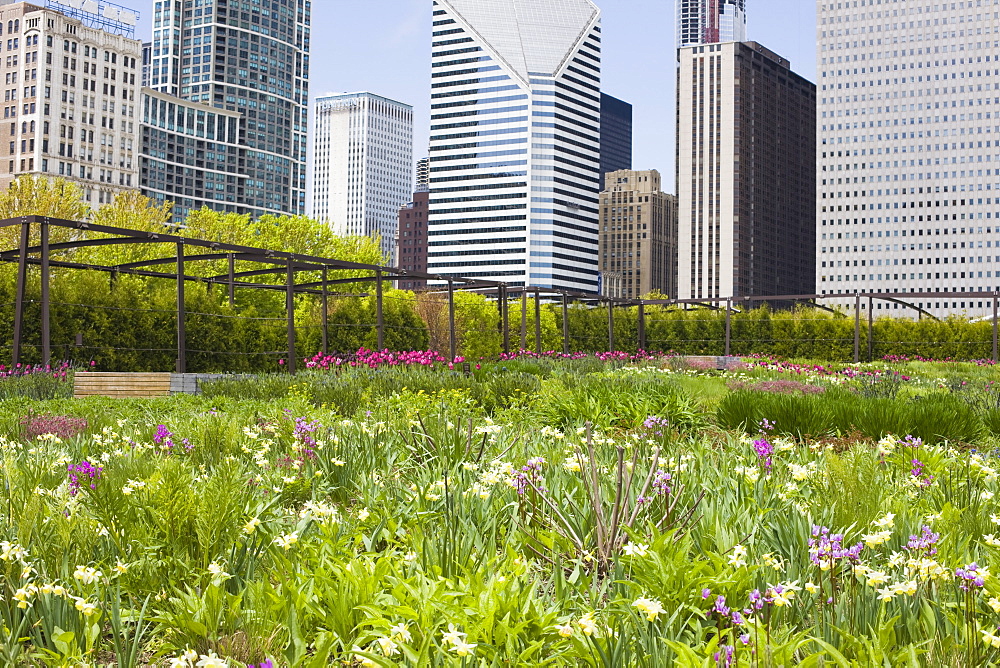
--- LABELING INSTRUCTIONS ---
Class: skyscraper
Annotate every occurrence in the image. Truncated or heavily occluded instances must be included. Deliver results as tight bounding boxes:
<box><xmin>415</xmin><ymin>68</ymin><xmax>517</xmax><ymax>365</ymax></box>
<box><xmin>677</xmin><ymin>0</ymin><xmax>747</xmax><ymax>48</ymax></box>
<box><xmin>143</xmin><ymin>0</ymin><xmax>310</xmax><ymax>218</ymax></box>
<box><xmin>816</xmin><ymin>1</ymin><xmax>1000</xmax><ymax>317</ymax></box>
<box><xmin>309</xmin><ymin>92</ymin><xmax>414</xmax><ymax>259</ymax></box>
<box><xmin>427</xmin><ymin>0</ymin><xmax>603</xmax><ymax>292</ymax></box>
<box><xmin>415</xmin><ymin>156</ymin><xmax>430</xmax><ymax>191</ymax></box>
<box><xmin>599</xmin><ymin>169</ymin><xmax>676</xmax><ymax>299</ymax></box>
<box><xmin>677</xmin><ymin>41</ymin><xmax>815</xmax><ymax>299</ymax></box>
<box><xmin>600</xmin><ymin>93</ymin><xmax>632</xmax><ymax>178</ymax></box>
<box><xmin>0</xmin><ymin>1</ymin><xmax>141</xmax><ymax>208</ymax></box>
<box><xmin>396</xmin><ymin>190</ymin><xmax>429</xmax><ymax>291</ymax></box>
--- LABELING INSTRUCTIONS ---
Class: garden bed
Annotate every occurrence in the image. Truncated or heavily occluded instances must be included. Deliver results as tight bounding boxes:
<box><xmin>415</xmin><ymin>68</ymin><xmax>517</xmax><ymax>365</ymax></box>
<box><xmin>1</xmin><ymin>354</ymin><xmax>1000</xmax><ymax>665</ymax></box>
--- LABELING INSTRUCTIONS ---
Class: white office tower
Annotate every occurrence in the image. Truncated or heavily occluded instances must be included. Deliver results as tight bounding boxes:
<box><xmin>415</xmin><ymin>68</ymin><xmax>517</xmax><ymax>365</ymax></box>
<box><xmin>427</xmin><ymin>0</ymin><xmax>603</xmax><ymax>291</ymax></box>
<box><xmin>817</xmin><ymin>0</ymin><xmax>1000</xmax><ymax>317</ymax></box>
<box><xmin>677</xmin><ymin>0</ymin><xmax>748</xmax><ymax>48</ymax></box>
<box><xmin>310</xmin><ymin>93</ymin><xmax>414</xmax><ymax>259</ymax></box>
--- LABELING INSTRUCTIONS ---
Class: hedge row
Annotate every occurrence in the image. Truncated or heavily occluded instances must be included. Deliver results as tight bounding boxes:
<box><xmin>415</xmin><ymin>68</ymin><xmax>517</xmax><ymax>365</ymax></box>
<box><xmin>1</xmin><ymin>270</ymin><xmax>995</xmax><ymax>371</ymax></box>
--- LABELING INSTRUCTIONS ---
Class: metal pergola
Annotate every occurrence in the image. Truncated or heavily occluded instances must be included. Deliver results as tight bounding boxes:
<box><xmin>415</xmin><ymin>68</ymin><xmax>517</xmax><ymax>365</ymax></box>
<box><xmin>2</xmin><ymin>215</ymin><xmax>999</xmax><ymax>369</ymax></box>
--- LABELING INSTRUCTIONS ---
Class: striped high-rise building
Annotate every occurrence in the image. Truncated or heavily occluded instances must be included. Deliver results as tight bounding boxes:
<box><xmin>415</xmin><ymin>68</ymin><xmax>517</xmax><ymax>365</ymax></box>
<box><xmin>427</xmin><ymin>0</ymin><xmax>603</xmax><ymax>291</ymax></box>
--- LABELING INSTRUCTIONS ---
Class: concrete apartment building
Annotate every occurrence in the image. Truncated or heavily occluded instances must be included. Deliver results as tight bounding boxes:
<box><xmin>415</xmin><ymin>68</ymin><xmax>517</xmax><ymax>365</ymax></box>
<box><xmin>0</xmin><ymin>1</ymin><xmax>141</xmax><ymax>207</ymax></box>
<box><xmin>599</xmin><ymin>169</ymin><xmax>676</xmax><ymax>299</ymax></box>
<box><xmin>677</xmin><ymin>41</ymin><xmax>816</xmax><ymax>300</ymax></box>
<box><xmin>817</xmin><ymin>0</ymin><xmax>1000</xmax><ymax>316</ymax></box>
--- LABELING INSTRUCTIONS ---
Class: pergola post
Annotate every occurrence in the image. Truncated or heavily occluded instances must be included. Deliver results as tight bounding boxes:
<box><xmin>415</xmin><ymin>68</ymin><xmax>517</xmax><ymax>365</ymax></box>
<box><xmin>638</xmin><ymin>300</ymin><xmax>647</xmax><ymax>353</ymax></box>
<box><xmin>868</xmin><ymin>296</ymin><xmax>875</xmax><ymax>362</ymax></box>
<box><xmin>227</xmin><ymin>253</ymin><xmax>235</xmax><ymax>307</ymax></box>
<box><xmin>496</xmin><ymin>284</ymin><xmax>505</xmax><ymax>344</ymax></box>
<box><xmin>724</xmin><ymin>298</ymin><xmax>732</xmax><ymax>357</ymax></box>
<box><xmin>562</xmin><ymin>293</ymin><xmax>570</xmax><ymax>355</ymax></box>
<box><xmin>993</xmin><ymin>293</ymin><xmax>998</xmax><ymax>364</ymax></box>
<box><xmin>853</xmin><ymin>292</ymin><xmax>861</xmax><ymax>364</ymax></box>
<box><xmin>40</xmin><ymin>219</ymin><xmax>51</xmax><ymax>367</ymax></box>
<box><xmin>376</xmin><ymin>269</ymin><xmax>384</xmax><ymax>350</ymax></box>
<box><xmin>520</xmin><ymin>290</ymin><xmax>527</xmax><ymax>351</ymax></box>
<box><xmin>286</xmin><ymin>258</ymin><xmax>296</xmax><ymax>374</ymax></box>
<box><xmin>447</xmin><ymin>279</ymin><xmax>457</xmax><ymax>362</ymax></box>
<box><xmin>11</xmin><ymin>219</ymin><xmax>29</xmax><ymax>366</ymax></box>
<box><xmin>534</xmin><ymin>288</ymin><xmax>542</xmax><ymax>355</ymax></box>
<box><xmin>607</xmin><ymin>299</ymin><xmax>615</xmax><ymax>352</ymax></box>
<box><xmin>176</xmin><ymin>242</ymin><xmax>186</xmax><ymax>373</ymax></box>
<box><xmin>321</xmin><ymin>267</ymin><xmax>329</xmax><ymax>355</ymax></box>
<box><xmin>501</xmin><ymin>285</ymin><xmax>510</xmax><ymax>355</ymax></box>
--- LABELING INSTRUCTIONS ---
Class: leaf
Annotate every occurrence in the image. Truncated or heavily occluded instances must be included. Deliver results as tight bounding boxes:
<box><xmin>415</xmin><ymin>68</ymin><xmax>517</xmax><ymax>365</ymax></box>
<box><xmin>809</xmin><ymin>637</ymin><xmax>853</xmax><ymax>668</ymax></box>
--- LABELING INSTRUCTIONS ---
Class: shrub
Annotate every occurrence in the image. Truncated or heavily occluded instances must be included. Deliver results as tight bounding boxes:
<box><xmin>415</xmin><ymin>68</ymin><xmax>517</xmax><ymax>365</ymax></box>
<box><xmin>19</xmin><ymin>413</ymin><xmax>88</xmax><ymax>441</ymax></box>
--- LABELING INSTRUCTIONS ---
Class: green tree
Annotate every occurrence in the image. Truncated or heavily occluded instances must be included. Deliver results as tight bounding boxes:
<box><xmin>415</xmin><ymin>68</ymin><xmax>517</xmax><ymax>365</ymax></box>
<box><xmin>0</xmin><ymin>176</ymin><xmax>90</xmax><ymax>249</ymax></box>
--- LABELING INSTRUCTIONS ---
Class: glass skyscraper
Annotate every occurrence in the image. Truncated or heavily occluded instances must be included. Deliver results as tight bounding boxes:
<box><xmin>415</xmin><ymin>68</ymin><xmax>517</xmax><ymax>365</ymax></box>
<box><xmin>600</xmin><ymin>93</ymin><xmax>632</xmax><ymax>178</ymax></box>
<box><xmin>677</xmin><ymin>0</ymin><xmax>747</xmax><ymax>48</ymax></box>
<box><xmin>143</xmin><ymin>0</ymin><xmax>310</xmax><ymax>218</ymax></box>
<box><xmin>427</xmin><ymin>0</ymin><xmax>603</xmax><ymax>292</ymax></box>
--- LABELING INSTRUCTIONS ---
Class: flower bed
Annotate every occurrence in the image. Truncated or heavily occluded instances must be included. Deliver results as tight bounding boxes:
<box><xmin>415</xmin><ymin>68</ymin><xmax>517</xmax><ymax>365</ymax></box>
<box><xmin>2</xmin><ymin>358</ymin><xmax>1000</xmax><ymax>665</ymax></box>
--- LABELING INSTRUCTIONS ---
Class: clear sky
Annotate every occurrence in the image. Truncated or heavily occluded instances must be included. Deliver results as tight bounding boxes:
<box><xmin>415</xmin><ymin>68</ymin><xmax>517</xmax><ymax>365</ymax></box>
<box><xmin>138</xmin><ymin>0</ymin><xmax>818</xmax><ymax>191</ymax></box>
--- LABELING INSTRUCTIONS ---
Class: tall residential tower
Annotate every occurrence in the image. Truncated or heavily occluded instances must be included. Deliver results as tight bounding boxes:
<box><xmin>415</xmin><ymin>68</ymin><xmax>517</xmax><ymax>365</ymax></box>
<box><xmin>677</xmin><ymin>41</ymin><xmax>816</xmax><ymax>299</ymax></box>
<box><xmin>677</xmin><ymin>0</ymin><xmax>747</xmax><ymax>48</ymax></box>
<box><xmin>309</xmin><ymin>92</ymin><xmax>413</xmax><ymax>259</ymax></box>
<box><xmin>817</xmin><ymin>0</ymin><xmax>1000</xmax><ymax>317</ymax></box>
<box><xmin>426</xmin><ymin>0</ymin><xmax>603</xmax><ymax>291</ymax></box>
<box><xmin>143</xmin><ymin>0</ymin><xmax>310</xmax><ymax>220</ymax></box>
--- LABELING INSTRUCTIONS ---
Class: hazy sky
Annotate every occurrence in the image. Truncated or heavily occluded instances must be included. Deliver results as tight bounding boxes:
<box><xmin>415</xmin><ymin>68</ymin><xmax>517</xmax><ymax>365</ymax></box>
<box><xmin>138</xmin><ymin>0</ymin><xmax>818</xmax><ymax>189</ymax></box>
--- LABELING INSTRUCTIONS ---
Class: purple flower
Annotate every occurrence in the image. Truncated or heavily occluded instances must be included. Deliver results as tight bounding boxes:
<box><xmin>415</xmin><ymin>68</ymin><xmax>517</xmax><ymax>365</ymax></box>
<box><xmin>956</xmin><ymin>563</ymin><xmax>986</xmax><ymax>591</ymax></box>
<box><xmin>714</xmin><ymin>645</ymin><xmax>735</xmax><ymax>668</ymax></box>
<box><xmin>906</xmin><ymin>526</ymin><xmax>940</xmax><ymax>556</ymax></box>
<box><xmin>808</xmin><ymin>525</ymin><xmax>864</xmax><ymax>567</ymax></box>
<box><xmin>752</xmin><ymin>438</ymin><xmax>774</xmax><ymax>471</ymax></box>
<box><xmin>67</xmin><ymin>460</ymin><xmax>102</xmax><ymax>496</ymax></box>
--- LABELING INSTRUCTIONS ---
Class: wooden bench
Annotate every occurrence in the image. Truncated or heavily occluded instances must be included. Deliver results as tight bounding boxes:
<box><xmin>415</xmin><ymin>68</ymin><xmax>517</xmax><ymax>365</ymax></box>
<box><xmin>73</xmin><ymin>373</ymin><xmax>173</xmax><ymax>399</ymax></box>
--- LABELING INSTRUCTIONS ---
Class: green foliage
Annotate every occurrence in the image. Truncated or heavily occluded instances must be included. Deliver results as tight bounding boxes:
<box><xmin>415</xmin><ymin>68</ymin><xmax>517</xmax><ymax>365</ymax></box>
<box><xmin>0</xmin><ymin>361</ymin><xmax>1000</xmax><ymax>664</ymax></box>
<box><xmin>718</xmin><ymin>386</ymin><xmax>986</xmax><ymax>444</ymax></box>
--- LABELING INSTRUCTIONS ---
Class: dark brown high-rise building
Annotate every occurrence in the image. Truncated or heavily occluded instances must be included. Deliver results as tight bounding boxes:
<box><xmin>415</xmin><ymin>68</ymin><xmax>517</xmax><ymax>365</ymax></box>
<box><xmin>395</xmin><ymin>189</ymin><xmax>428</xmax><ymax>291</ymax></box>
<box><xmin>677</xmin><ymin>41</ymin><xmax>816</xmax><ymax>300</ymax></box>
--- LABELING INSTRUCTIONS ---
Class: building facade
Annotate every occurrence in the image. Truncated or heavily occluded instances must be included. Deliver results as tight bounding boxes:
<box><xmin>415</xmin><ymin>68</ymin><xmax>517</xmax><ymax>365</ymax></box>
<box><xmin>599</xmin><ymin>169</ymin><xmax>676</xmax><ymax>299</ymax></box>
<box><xmin>817</xmin><ymin>1</ymin><xmax>1000</xmax><ymax>317</ymax></box>
<box><xmin>426</xmin><ymin>0</ymin><xmax>603</xmax><ymax>292</ymax></box>
<box><xmin>0</xmin><ymin>1</ymin><xmax>141</xmax><ymax>207</ymax></box>
<box><xmin>140</xmin><ymin>87</ymin><xmax>246</xmax><ymax>222</ymax></box>
<box><xmin>396</xmin><ymin>189</ymin><xmax>428</xmax><ymax>291</ymax></box>
<box><xmin>143</xmin><ymin>0</ymin><xmax>310</xmax><ymax>218</ymax></box>
<box><xmin>600</xmin><ymin>92</ymin><xmax>631</xmax><ymax>178</ymax></box>
<box><xmin>415</xmin><ymin>156</ymin><xmax>429</xmax><ymax>189</ymax></box>
<box><xmin>677</xmin><ymin>41</ymin><xmax>816</xmax><ymax>300</ymax></box>
<box><xmin>677</xmin><ymin>0</ymin><xmax>747</xmax><ymax>48</ymax></box>
<box><xmin>309</xmin><ymin>92</ymin><xmax>413</xmax><ymax>259</ymax></box>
